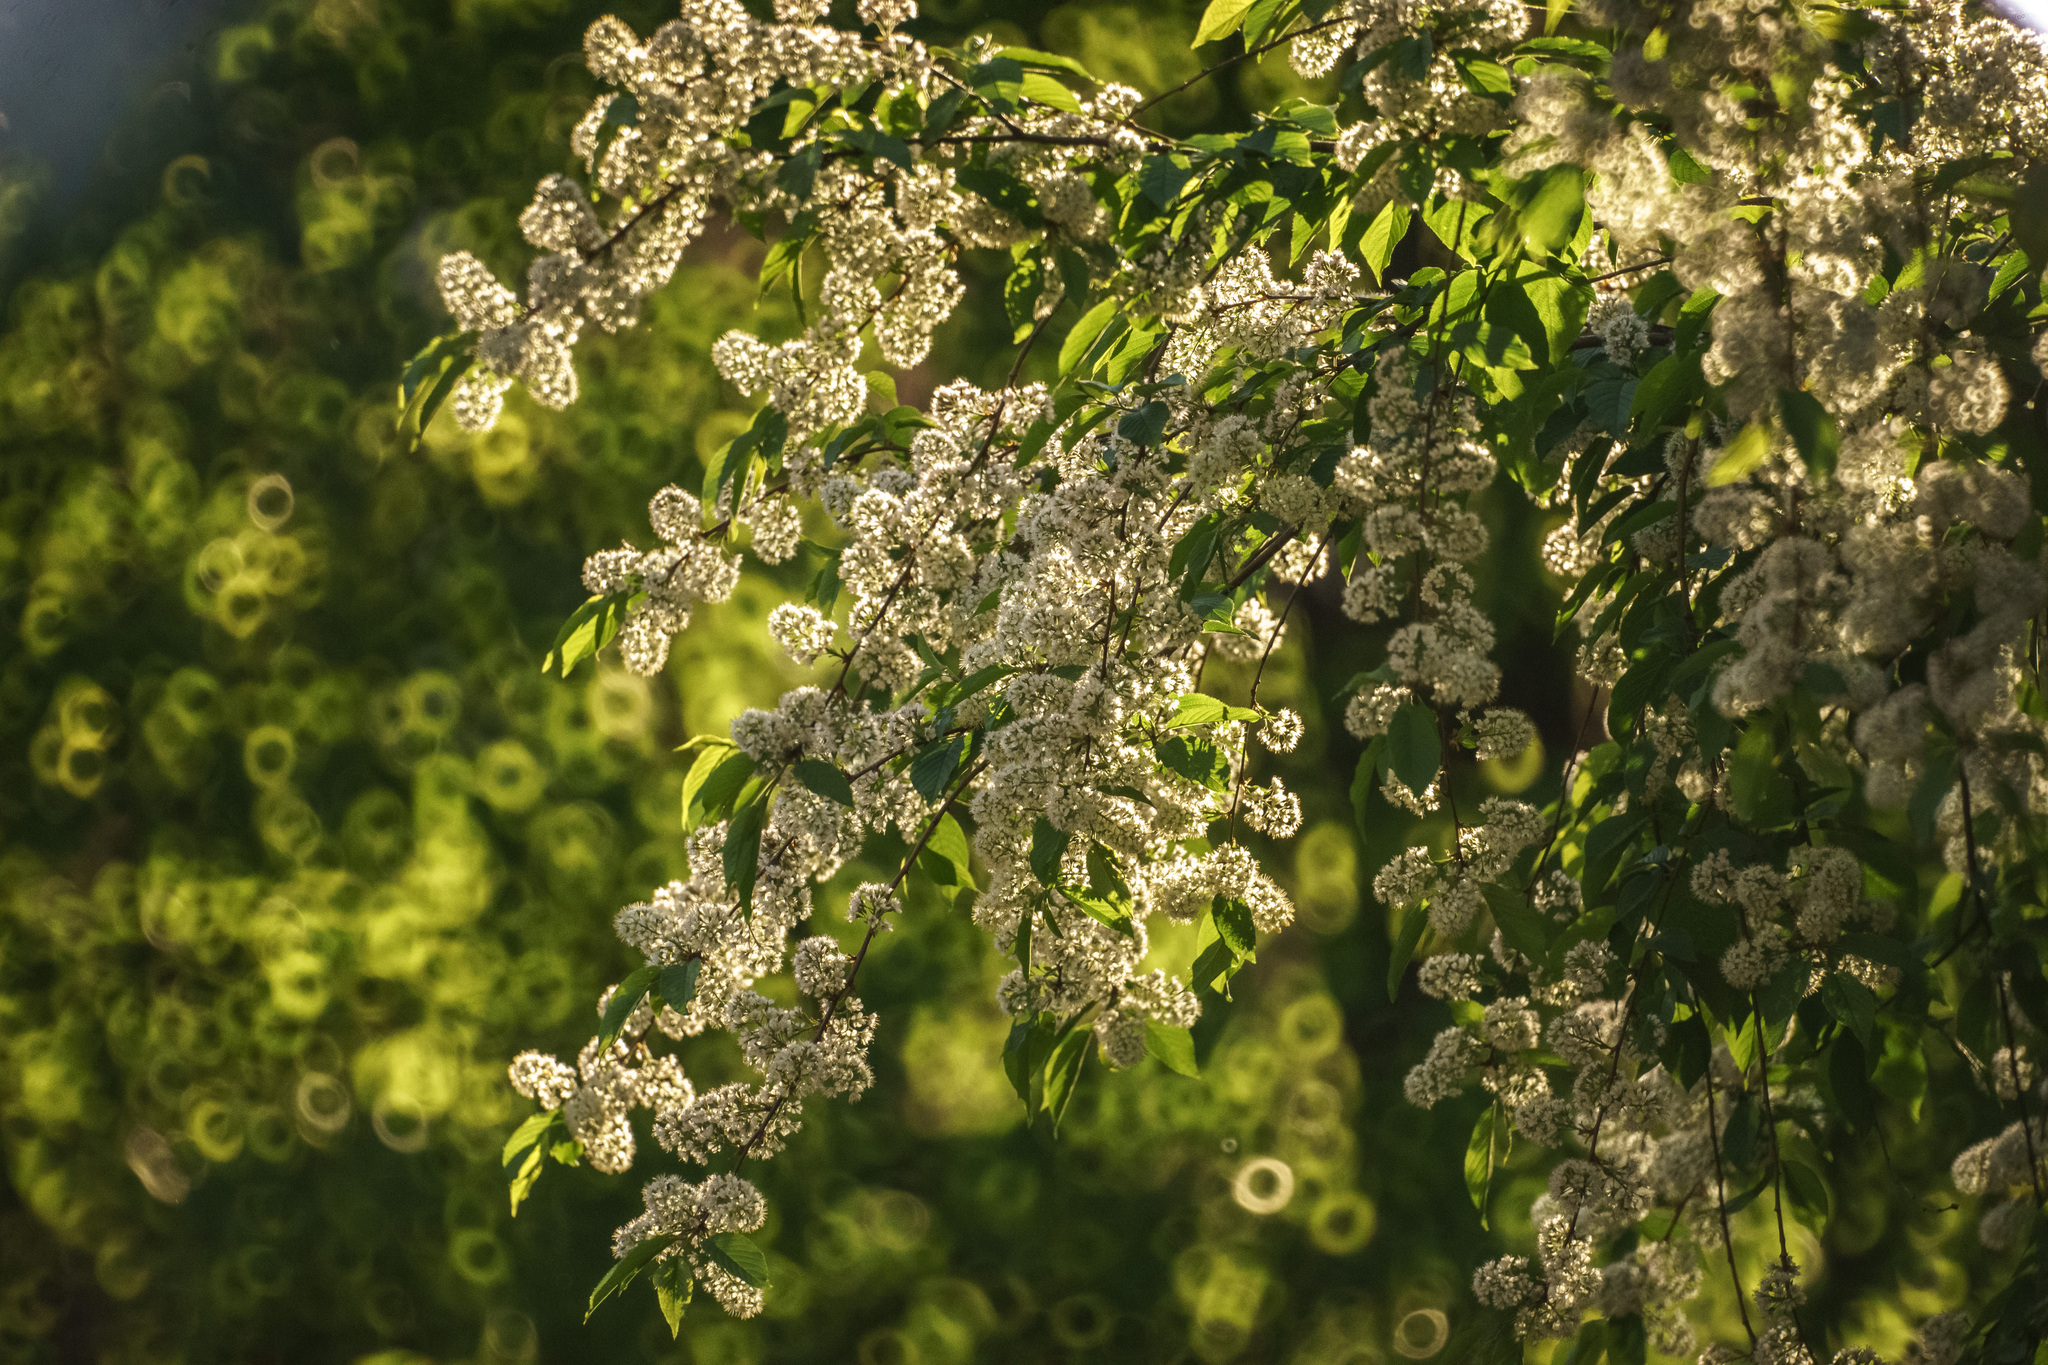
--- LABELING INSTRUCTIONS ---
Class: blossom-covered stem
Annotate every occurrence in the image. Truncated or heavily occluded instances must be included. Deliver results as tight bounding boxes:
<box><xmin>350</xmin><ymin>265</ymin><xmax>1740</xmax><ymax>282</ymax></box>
<box><xmin>718</xmin><ymin>758</ymin><xmax>990</xmax><ymax>1187</ymax></box>
<box><xmin>1701</xmin><ymin>1043</ymin><xmax>1760</xmax><ymax>1348</ymax></box>
<box><xmin>830</xmin><ymin>553</ymin><xmax>917</xmax><ymax>695</ymax></box>
<box><xmin>1994</xmin><ymin>970</ymin><xmax>2046</xmax><ymax>1206</ymax></box>
<box><xmin>886</xmin><ymin>759</ymin><xmax>990</xmax><ymax>897</ymax></box>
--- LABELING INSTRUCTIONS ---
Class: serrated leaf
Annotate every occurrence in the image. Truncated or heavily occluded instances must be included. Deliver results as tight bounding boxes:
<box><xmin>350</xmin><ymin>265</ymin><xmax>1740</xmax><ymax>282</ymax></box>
<box><xmin>599</xmin><ymin>963</ymin><xmax>661</xmax><ymax>1049</ymax></box>
<box><xmin>1155</xmin><ymin>734</ymin><xmax>1229</xmax><ymax>791</ymax></box>
<box><xmin>1360</xmin><ymin>200</ymin><xmax>1411</xmax><ymax>287</ymax></box>
<box><xmin>723</xmin><ymin>782</ymin><xmax>769</xmax><ymax>913</ymax></box>
<box><xmin>654</xmin><ymin>1260</ymin><xmax>692</xmax><ymax>1338</ymax></box>
<box><xmin>502</xmin><ymin>1110</ymin><xmax>557</xmax><ymax>1167</ymax></box>
<box><xmin>917</xmin><ymin>812</ymin><xmax>976</xmax><ymax>897</ymax></box>
<box><xmin>1464</xmin><ymin>1105</ymin><xmax>1505</xmax><ymax>1225</ymax></box>
<box><xmin>543</xmin><ymin>593</ymin><xmax>633</xmax><ymax>678</ymax></box>
<box><xmin>1059</xmin><ymin>298</ymin><xmax>1120</xmax><ymax>376</ymax></box>
<box><xmin>1168</xmin><ymin>692</ymin><xmax>1262</xmax><ymax>728</ymax></box>
<box><xmin>658</xmin><ymin>960</ymin><xmax>700</xmax><ymax>1015</ymax></box>
<box><xmin>1116</xmin><ymin>400</ymin><xmax>1171</xmax><ymax>448</ymax></box>
<box><xmin>1194</xmin><ymin>0</ymin><xmax>1258</xmax><ymax>44</ymax></box>
<box><xmin>1042</xmin><ymin>1026</ymin><xmax>1091</xmax><ymax>1133</ymax></box>
<box><xmin>908</xmin><ymin>733</ymin><xmax>965</xmax><ymax>801</ymax></box>
<box><xmin>703</xmin><ymin>1232</ymin><xmax>771</xmax><ymax>1288</ymax></box>
<box><xmin>1145</xmin><ymin>1021</ymin><xmax>1200</xmax><ymax>1076</ymax></box>
<box><xmin>586</xmin><ymin>1234</ymin><xmax>677</xmax><ymax>1321</ymax></box>
<box><xmin>792</xmin><ymin>758</ymin><xmax>855</xmax><ymax>806</ymax></box>
<box><xmin>685</xmin><ymin>749</ymin><xmax>755</xmax><ymax>830</ymax></box>
<box><xmin>508</xmin><ymin>1142</ymin><xmax>546</xmax><ymax>1216</ymax></box>
<box><xmin>1018</xmin><ymin>71</ymin><xmax>1082</xmax><ymax>113</ymax></box>
<box><xmin>1721</xmin><ymin>1097</ymin><xmax>1762</xmax><ymax>1170</ymax></box>
<box><xmin>1030</xmin><ymin>819</ymin><xmax>1071</xmax><ymax>886</ymax></box>
<box><xmin>1212</xmin><ymin>896</ymin><xmax>1256</xmax><ymax>960</ymax></box>
<box><xmin>1821</xmin><ymin>970</ymin><xmax>1877</xmax><ymax>1055</ymax></box>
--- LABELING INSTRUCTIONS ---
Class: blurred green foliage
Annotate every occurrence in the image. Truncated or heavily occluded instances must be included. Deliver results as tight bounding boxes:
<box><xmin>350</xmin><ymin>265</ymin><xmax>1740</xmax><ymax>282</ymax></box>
<box><xmin>1</xmin><ymin>1</ymin><xmax>1990</xmax><ymax>1364</ymax></box>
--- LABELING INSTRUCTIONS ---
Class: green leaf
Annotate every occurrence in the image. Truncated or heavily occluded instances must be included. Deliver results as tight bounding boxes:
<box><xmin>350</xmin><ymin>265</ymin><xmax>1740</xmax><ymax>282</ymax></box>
<box><xmin>1144</xmin><ymin>1021</ymin><xmax>1200</xmax><ymax>1077</ymax></box>
<box><xmin>1116</xmin><ymin>400</ymin><xmax>1171</xmax><ymax>448</ymax></box>
<box><xmin>1349</xmin><ymin>738</ymin><xmax>1385</xmax><ymax>835</ymax></box>
<box><xmin>1360</xmin><ymin>200</ymin><xmax>1412</xmax><ymax>286</ymax></box>
<box><xmin>1516</xmin><ymin>165</ymin><xmax>1584</xmax><ymax>255</ymax></box>
<box><xmin>542</xmin><ymin>593</ymin><xmax>634</xmax><ymax>678</ymax></box>
<box><xmin>1030</xmin><ymin>818</ymin><xmax>1071</xmax><ymax>886</ymax></box>
<box><xmin>1563</xmin><ymin>1317</ymin><xmax>1609</xmax><ymax>1365</ymax></box>
<box><xmin>1004</xmin><ymin>1016</ymin><xmax>1050</xmax><ymax>1106</ymax></box>
<box><xmin>1191</xmin><ymin>935</ymin><xmax>1239</xmax><ymax>994</ymax></box>
<box><xmin>1212</xmin><ymin>896</ymin><xmax>1257</xmax><ymax>961</ymax></box>
<box><xmin>704</xmin><ymin>406</ymin><xmax>789</xmax><ymax>520</ymax></box>
<box><xmin>1464</xmin><ymin>1105</ymin><xmax>1505</xmax><ymax>1225</ymax></box>
<box><xmin>703</xmin><ymin>1232</ymin><xmax>771</xmax><ymax>1288</ymax></box>
<box><xmin>908</xmin><ymin>733</ymin><xmax>965</xmax><ymax>801</ymax></box>
<box><xmin>586</xmin><ymin>1234</ymin><xmax>677</xmax><ymax>1321</ymax></box>
<box><xmin>1457</xmin><ymin>57</ymin><xmax>1515</xmax><ymax>98</ymax></box>
<box><xmin>1194</xmin><ymin>0</ymin><xmax>1258</xmax><ymax>43</ymax></box>
<box><xmin>1669</xmin><ymin>145</ymin><xmax>1711</xmax><ymax>184</ymax></box>
<box><xmin>1721</xmin><ymin>1097</ymin><xmax>1762</xmax><ymax>1170</ymax></box>
<box><xmin>723</xmin><ymin>782</ymin><xmax>769</xmax><ymax>912</ymax></box>
<box><xmin>508</xmin><ymin>1142</ymin><xmax>546</xmax><ymax>1216</ymax></box>
<box><xmin>955</xmin><ymin>166</ymin><xmax>1044</xmax><ymax>228</ymax></box>
<box><xmin>1703</xmin><ymin>422</ymin><xmax>1771</xmax><ymax>487</ymax></box>
<box><xmin>1607</xmin><ymin>1316</ymin><xmax>1648</xmax><ymax>1365</ymax></box>
<box><xmin>1779</xmin><ymin>388</ymin><xmax>1840</xmax><ymax>482</ymax></box>
<box><xmin>1821</xmin><ymin>970</ymin><xmax>1877</xmax><ymax>1056</ymax></box>
<box><xmin>1387</xmin><ymin>904</ymin><xmax>1427</xmax><ymax>1001</ymax></box>
<box><xmin>1630</xmin><ymin>350</ymin><xmax>1703</xmax><ymax>435</ymax></box>
<box><xmin>792</xmin><ymin>758</ymin><xmax>855</xmax><ymax>806</ymax></box>
<box><xmin>599</xmin><ymin>963</ymin><xmax>661</xmax><ymax>1049</ymax></box>
<box><xmin>654</xmin><ymin>1260</ymin><xmax>692</xmax><ymax>1338</ymax></box>
<box><xmin>1480</xmin><ymin>883</ymin><xmax>1550</xmax><ymax>962</ymax></box>
<box><xmin>1728</xmin><ymin>721</ymin><xmax>1779</xmax><ymax>826</ymax></box>
<box><xmin>1155</xmin><ymin>734</ymin><xmax>1229</xmax><ymax>791</ymax></box>
<box><xmin>776</xmin><ymin>144</ymin><xmax>822</xmax><ymax>200</ymax></box>
<box><xmin>917</xmin><ymin>812</ymin><xmax>976</xmax><ymax>897</ymax></box>
<box><xmin>658</xmin><ymin>960</ymin><xmax>700</xmax><ymax>1015</ymax></box>
<box><xmin>1168</xmin><ymin>692</ymin><xmax>1262</xmax><ymax>728</ymax></box>
<box><xmin>1385</xmin><ymin>703</ymin><xmax>1441</xmax><ymax>795</ymax></box>
<box><xmin>1140</xmin><ymin>155</ymin><xmax>1196</xmax><ymax>208</ymax></box>
<box><xmin>1042</xmin><ymin>1026</ymin><xmax>1091</xmax><ymax>1133</ymax></box>
<box><xmin>1018</xmin><ymin>71</ymin><xmax>1082</xmax><ymax>113</ymax></box>
<box><xmin>992</xmin><ymin>46</ymin><xmax>1098</xmax><ymax>80</ymax></box>
<box><xmin>1783</xmin><ymin>1159</ymin><xmax>1832</xmax><ymax>1222</ymax></box>
<box><xmin>684</xmin><ymin>748</ymin><xmax>755</xmax><ymax>829</ymax></box>
<box><xmin>1080</xmin><ymin>843</ymin><xmax>1137</xmax><ymax>924</ymax></box>
<box><xmin>1059</xmin><ymin>298</ymin><xmax>1120</xmax><ymax>376</ymax></box>
<box><xmin>502</xmin><ymin>1110</ymin><xmax>557</xmax><ymax>1167</ymax></box>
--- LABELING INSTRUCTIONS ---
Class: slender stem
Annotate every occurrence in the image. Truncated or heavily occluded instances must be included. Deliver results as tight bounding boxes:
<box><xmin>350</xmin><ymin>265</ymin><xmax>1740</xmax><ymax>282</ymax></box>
<box><xmin>1131</xmin><ymin>14</ymin><xmax>1355</xmax><ymax>116</ymax></box>
<box><xmin>1702</xmin><ymin>1045</ymin><xmax>1759</xmax><ymax>1348</ymax></box>
<box><xmin>1749</xmin><ymin>996</ymin><xmax>1793</xmax><ymax>1267</ymax></box>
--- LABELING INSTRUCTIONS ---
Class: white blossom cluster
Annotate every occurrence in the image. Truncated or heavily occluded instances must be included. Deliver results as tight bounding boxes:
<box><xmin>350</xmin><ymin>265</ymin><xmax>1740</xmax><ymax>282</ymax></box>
<box><xmin>456</xmin><ymin>0</ymin><xmax>2048</xmax><ymax>1345</ymax></box>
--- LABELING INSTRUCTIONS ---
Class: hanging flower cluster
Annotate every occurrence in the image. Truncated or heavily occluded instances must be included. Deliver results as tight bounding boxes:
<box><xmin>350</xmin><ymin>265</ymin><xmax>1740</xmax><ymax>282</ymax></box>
<box><xmin>430</xmin><ymin>0</ymin><xmax>2048</xmax><ymax>1351</ymax></box>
